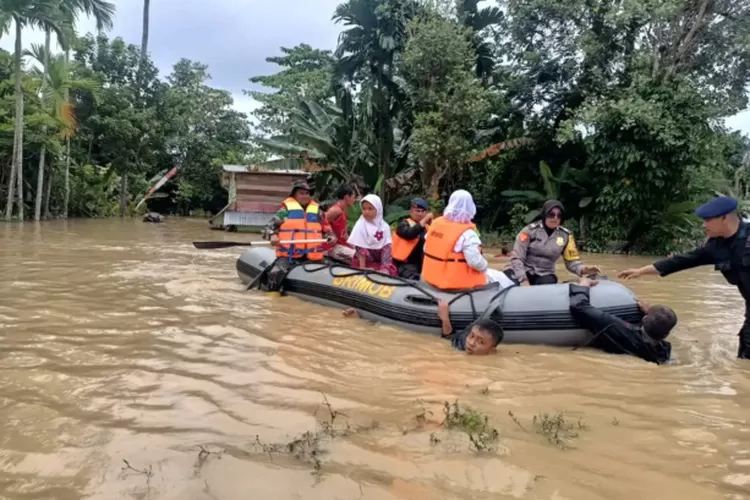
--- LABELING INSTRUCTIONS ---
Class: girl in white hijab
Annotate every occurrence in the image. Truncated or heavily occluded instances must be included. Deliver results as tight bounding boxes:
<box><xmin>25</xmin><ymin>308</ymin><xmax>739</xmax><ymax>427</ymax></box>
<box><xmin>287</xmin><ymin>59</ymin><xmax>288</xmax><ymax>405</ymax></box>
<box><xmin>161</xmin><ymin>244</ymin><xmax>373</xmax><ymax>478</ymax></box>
<box><xmin>437</xmin><ymin>190</ymin><xmax>515</xmax><ymax>287</ymax></box>
<box><xmin>347</xmin><ymin>194</ymin><xmax>397</xmax><ymax>275</ymax></box>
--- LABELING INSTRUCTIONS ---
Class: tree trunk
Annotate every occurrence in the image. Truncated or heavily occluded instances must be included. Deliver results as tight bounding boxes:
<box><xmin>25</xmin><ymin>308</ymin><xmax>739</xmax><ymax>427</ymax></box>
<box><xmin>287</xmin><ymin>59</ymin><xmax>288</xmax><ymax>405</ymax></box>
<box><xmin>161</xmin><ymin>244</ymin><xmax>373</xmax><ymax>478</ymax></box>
<box><xmin>12</xmin><ymin>18</ymin><xmax>24</xmax><ymax>221</ymax></box>
<box><xmin>141</xmin><ymin>0</ymin><xmax>150</xmax><ymax>58</ymax></box>
<box><xmin>34</xmin><ymin>30</ymin><xmax>51</xmax><ymax>222</ymax></box>
<box><xmin>664</xmin><ymin>0</ymin><xmax>712</xmax><ymax>81</ymax></box>
<box><xmin>63</xmin><ymin>48</ymin><xmax>71</xmax><ymax>219</ymax></box>
<box><xmin>119</xmin><ymin>173</ymin><xmax>128</xmax><ymax>217</ymax></box>
<box><xmin>5</xmin><ymin>119</ymin><xmax>17</xmax><ymax>221</ymax></box>
<box><xmin>63</xmin><ymin>138</ymin><xmax>70</xmax><ymax>218</ymax></box>
<box><xmin>44</xmin><ymin>162</ymin><xmax>52</xmax><ymax>218</ymax></box>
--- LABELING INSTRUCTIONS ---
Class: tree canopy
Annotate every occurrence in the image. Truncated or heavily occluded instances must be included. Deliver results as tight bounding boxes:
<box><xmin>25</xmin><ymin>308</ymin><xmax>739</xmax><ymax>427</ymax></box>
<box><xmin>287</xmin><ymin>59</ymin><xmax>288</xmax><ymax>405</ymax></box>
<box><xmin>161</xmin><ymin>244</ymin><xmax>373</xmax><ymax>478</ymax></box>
<box><xmin>1</xmin><ymin>0</ymin><xmax>749</xmax><ymax>254</ymax></box>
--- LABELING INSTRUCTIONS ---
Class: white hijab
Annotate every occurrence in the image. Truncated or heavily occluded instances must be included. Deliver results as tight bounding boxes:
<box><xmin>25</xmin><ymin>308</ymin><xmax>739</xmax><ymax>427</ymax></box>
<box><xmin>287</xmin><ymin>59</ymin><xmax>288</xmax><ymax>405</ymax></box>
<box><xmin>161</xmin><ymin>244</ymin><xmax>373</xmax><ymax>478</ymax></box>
<box><xmin>347</xmin><ymin>194</ymin><xmax>392</xmax><ymax>250</ymax></box>
<box><xmin>443</xmin><ymin>190</ymin><xmax>477</xmax><ymax>223</ymax></box>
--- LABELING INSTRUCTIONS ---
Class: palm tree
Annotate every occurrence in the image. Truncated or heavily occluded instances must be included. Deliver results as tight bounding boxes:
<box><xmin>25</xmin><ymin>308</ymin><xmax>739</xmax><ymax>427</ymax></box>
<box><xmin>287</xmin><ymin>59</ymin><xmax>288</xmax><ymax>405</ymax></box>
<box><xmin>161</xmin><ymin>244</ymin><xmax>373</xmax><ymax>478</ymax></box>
<box><xmin>38</xmin><ymin>0</ymin><xmax>113</xmax><ymax>221</ymax></box>
<box><xmin>27</xmin><ymin>44</ymin><xmax>100</xmax><ymax>217</ymax></box>
<box><xmin>141</xmin><ymin>0</ymin><xmax>149</xmax><ymax>60</ymax></box>
<box><xmin>456</xmin><ymin>0</ymin><xmax>504</xmax><ymax>82</ymax></box>
<box><xmin>60</xmin><ymin>0</ymin><xmax>114</xmax><ymax>219</ymax></box>
<box><xmin>32</xmin><ymin>30</ymin><xmax>51</xmax><ymax>221</ymax></box>
<box><xmin>256</xmin><ymin>96</ymin><xmax>375</xmax><ymax>187</ymax></box>
<box><xmin>332</xmin><ymin>0</ymin><xmax>417</xmax><ymax>199</ymax></box>
<box><xmin>0</xmin><ymin>0</ymin><xmax>65</xmax><ymax>221</ymax></box>
<box><xmin>121</xmin><ymin>0</ymin><xmax>150</xmax><ymax>218</ymax></box>
<box><xmin>0</xmin><ymin>0</ymin><xmax>113</xmax><ymax>221</ymax></box>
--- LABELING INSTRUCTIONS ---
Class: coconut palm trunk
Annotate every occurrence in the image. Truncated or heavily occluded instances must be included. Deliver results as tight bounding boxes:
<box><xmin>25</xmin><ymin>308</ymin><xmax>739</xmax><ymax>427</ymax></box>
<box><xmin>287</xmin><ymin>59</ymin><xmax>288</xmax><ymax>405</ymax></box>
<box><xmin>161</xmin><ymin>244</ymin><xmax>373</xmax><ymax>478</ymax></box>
<box><xmin>10</xmin><ymin>16</ymin><xmax>24</xmax><ymax>221</ymax></box>
<box><xmin>34</xmin><ymin>31</ymin><xmax>51</xmax><ymax>221</ymax></box>
<box><xmin>117</xmin><ymin>0</ymin><xmax>150</xmax><ymax>217</ymax></box>
<box><xmin>141</xmin><ymin>0</ymin><xmax>149</xmax><ymax>57</ymax></box>
<box><xmin>64</xmin><ymin>136</ymin><xmax>70</xmax><ymax>217</ymax></box>
<box><xmin>63</xmin><ymin>49</ymin><xmax>71</xmax><ymax>218</ymax></box>
<box><xmin>44</xmin><ymin>162</ymin><xmax>52</xmax><ymax>217</ymax></box>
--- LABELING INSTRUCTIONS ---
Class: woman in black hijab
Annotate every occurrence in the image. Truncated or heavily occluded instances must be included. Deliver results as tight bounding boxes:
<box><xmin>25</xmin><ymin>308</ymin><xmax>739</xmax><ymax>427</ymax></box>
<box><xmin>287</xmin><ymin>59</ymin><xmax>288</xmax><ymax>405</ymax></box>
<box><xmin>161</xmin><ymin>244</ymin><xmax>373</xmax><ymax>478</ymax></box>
<box><xmin>504</xmin><ymin>200</ymin><xmax>601</xmax><ymax>285</ymax></box>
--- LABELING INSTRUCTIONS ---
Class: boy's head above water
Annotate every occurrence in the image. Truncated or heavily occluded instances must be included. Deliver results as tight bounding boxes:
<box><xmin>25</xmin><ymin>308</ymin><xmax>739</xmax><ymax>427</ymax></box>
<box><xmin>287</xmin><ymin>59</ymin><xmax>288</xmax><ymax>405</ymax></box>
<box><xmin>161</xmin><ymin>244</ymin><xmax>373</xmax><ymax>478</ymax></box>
<box><xmin>465</xmin><ymin>319</ymin><xmax>504</xmax><ymax>355</ymax></box>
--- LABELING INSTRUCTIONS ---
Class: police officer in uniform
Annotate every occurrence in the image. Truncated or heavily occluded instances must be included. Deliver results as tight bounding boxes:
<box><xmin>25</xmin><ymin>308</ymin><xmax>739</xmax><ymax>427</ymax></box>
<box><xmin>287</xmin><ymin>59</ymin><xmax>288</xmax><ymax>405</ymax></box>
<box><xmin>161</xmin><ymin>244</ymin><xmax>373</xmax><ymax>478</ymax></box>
<box><xmin>618</xmin><ymin>196</ymin><xmax>750</xmax><ymax>359</ymax></box>
<box><xmin>505</xmin><ymin>200</ymin><xmax>601</xmax><ymax>285</ymax></box>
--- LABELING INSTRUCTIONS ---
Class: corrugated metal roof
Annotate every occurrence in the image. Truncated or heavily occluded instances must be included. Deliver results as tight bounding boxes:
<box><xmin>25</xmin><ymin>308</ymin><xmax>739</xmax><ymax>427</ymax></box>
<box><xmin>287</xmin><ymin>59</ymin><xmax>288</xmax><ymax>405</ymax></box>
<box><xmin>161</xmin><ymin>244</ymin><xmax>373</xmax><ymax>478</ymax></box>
<box><xmin>222</xmin><ymin>164</ymin><xmax>309</xmax><ymax>175</ymax></box>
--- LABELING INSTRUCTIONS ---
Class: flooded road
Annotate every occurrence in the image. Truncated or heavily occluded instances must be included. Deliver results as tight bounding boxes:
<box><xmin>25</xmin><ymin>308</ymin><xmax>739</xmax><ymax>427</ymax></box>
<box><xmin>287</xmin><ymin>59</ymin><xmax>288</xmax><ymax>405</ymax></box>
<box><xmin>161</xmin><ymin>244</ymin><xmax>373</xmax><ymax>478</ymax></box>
<box><xmin>0</xmin><ymin>218</ymin><xmax>748</xmax><ymax>500</ymax></box>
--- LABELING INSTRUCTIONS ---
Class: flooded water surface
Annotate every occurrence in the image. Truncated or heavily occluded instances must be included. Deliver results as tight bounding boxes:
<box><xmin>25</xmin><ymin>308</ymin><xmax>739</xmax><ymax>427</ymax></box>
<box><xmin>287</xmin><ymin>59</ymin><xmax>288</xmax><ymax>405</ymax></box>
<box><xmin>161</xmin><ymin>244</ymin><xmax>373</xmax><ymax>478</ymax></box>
<box><xmin>0</xmin><ymin>218</ymin><xmax>749</xmax><ymax>500</ymax></box>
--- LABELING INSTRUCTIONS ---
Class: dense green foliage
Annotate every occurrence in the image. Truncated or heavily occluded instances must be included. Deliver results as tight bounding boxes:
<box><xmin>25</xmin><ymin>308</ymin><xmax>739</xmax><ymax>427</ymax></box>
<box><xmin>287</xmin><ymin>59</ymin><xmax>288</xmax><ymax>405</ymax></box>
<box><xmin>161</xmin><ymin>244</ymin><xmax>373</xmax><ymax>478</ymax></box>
<box><xmin>2</xmin><ymin>0</ymin><xmax>750</xmax><ymax>254</ymax></box>
<box><xmin>256</xmin><ymin>0</ymin><xmax>750</xmax><ymax>253</ymax></box>
<box><xmin>0</xmin><ymin>0</ymin><xmax>252</xmax><ymax>220</ymax></box>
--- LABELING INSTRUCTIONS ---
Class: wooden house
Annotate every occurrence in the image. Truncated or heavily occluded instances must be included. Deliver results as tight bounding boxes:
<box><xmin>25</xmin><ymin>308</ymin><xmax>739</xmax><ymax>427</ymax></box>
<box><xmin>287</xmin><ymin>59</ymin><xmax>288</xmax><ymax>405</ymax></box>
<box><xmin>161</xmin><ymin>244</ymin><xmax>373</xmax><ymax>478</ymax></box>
<box><xmin>208</xmin><ymin>164</ymin><xmax>311</xmax><ymax>232</ymax></box>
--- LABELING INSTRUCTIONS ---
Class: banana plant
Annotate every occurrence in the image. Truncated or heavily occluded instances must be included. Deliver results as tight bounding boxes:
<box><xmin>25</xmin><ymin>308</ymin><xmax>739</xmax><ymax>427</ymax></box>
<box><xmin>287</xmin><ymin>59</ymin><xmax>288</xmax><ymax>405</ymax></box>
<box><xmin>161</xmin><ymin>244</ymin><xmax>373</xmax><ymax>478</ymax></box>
<box><xmin>501</xmin><ymin>160</ymin><xmax>593</xmax><ymax>222</ymax></box>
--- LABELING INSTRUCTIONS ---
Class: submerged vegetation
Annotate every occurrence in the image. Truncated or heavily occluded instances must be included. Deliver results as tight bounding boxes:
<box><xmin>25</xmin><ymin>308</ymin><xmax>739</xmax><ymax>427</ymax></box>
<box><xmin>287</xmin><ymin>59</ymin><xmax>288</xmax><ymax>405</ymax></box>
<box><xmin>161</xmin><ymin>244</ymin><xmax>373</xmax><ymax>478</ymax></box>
<box><xmin>1</xmin><ymin>0</ymin><xmax>750</xmax><ymax>253</ymax></box>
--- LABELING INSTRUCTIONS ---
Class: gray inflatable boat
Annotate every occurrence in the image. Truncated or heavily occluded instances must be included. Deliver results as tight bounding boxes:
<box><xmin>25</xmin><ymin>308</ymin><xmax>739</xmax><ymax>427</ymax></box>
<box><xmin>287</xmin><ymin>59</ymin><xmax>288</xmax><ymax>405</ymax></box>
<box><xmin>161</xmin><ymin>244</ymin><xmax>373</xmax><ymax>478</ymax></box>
<box><xmin>236</xmin><ymin>247</ymin><xmax>643</xmax><ymax>346</ymax></box>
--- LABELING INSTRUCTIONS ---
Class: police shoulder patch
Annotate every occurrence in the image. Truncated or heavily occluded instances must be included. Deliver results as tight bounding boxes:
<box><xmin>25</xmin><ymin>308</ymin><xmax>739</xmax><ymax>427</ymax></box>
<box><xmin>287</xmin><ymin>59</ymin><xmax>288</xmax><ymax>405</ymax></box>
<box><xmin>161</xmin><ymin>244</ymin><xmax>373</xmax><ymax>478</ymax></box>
<box><xmin>519</xmin><ymin>231</ymin><xmax>529</xmax><ymax>242</ymax></box>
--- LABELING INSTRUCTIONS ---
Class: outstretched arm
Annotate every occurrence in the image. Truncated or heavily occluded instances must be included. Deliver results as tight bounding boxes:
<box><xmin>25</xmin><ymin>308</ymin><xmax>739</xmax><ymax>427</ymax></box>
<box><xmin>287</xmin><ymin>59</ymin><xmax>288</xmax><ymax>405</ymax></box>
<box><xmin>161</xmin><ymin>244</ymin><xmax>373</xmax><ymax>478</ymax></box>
<box><xmin>618</xmin><ymin>246</ymin><xmax>714</xmax><ymax>279</ymax></box>
<box><xmin>569</xmin><ymin>283</ymin><xmax>633</xmax><ymax>333</ymax></box>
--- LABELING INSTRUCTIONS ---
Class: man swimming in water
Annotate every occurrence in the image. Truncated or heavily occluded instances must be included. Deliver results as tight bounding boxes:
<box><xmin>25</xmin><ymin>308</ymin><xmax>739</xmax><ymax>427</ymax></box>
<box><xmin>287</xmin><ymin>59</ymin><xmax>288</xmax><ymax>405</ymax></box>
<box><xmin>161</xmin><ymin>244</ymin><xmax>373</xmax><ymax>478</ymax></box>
<box><xmin>437</xmin><ymin>300</ymin><xmax>504</xmax><ymax>355</ymax></box>
<box><xmin>342</xmin><ymin>302</ymin><xmax>504</xmax><ymax>355</ymax></box>
<box><xmin>569</xmin><ymin>277</ymin><xmax>676</xmax><ymax>364</ymax></box>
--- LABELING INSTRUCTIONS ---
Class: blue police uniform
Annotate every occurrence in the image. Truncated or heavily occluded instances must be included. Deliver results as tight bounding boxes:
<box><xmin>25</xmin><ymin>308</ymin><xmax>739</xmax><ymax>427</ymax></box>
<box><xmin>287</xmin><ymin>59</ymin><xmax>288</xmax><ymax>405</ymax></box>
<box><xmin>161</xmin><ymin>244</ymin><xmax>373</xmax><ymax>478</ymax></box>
<box><xmin>651</xmin><ymin>196</ymin><xmax>750</xmax><ymax>358</ymax></box>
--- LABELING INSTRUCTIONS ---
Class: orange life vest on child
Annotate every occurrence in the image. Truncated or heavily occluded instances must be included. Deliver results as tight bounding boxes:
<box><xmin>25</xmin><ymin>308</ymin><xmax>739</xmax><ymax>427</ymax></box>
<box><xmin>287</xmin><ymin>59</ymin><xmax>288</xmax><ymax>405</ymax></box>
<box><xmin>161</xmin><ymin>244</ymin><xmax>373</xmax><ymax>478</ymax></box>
<box><xmin>391</xmin><ymin>218</ymin><xmax>428</xmax><ymax>261</ymax></box>
<box><xmin>276</xmin><ymin>198</ymin><xmax>324</xmax><ymax>260</ymax></box>
<box><xmin>421</xmin><ymin>216</ymin><xmax>486</xmax><ymax>290</ymax></box>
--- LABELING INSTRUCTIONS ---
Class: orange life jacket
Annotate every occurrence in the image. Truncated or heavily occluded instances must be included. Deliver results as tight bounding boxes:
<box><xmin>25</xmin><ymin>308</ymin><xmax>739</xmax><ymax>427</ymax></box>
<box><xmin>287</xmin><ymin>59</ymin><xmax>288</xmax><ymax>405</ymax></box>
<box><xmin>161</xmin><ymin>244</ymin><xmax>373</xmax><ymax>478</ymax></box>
<box><xmin>391</xmin><ymin>218</ymin><xmax>428</xmax><ymax>261</ymax></box>
<box><xmin>422</xmin><ymin>216</ymin><xmax>486</xmax><ymax>290</ymax></box>
<box><xmin>276</xmin><ymin>198</ymin><xmax>324</xmax><ymax>261</ymax></box>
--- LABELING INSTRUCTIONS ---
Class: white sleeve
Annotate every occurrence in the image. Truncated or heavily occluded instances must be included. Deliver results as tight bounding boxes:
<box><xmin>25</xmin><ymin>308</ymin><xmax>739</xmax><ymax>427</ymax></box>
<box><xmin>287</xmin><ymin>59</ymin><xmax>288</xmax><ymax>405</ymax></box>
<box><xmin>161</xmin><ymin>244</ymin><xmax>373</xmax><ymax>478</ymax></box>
<box><xmin>456</xmin><ymin>229</ymin><xmax>487</xmax><ymax>272</ymax></box>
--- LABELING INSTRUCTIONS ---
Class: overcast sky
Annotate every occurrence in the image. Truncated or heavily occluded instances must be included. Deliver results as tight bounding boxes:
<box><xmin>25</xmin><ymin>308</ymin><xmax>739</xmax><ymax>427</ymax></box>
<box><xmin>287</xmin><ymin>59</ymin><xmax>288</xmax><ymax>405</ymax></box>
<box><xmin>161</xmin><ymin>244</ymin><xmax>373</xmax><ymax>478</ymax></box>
<box><xmin>1</xmin><ymin>0</ymin><xmax>748</xmax><ymax>135</ymax></box>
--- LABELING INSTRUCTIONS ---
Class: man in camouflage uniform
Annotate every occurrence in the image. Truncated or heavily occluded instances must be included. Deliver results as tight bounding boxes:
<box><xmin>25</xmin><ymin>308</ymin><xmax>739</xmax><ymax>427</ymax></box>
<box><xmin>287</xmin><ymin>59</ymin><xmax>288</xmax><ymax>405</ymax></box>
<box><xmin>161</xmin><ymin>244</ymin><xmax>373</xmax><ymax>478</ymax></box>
<box><xmin>259</xmin><ymin>181</ymin><xmax>336</xmax><ymax>291</ymax></box>
<box><xmin>263</xmin><ymin>181</ymin><xmax>335</xmax><ymax>245</ymax></box>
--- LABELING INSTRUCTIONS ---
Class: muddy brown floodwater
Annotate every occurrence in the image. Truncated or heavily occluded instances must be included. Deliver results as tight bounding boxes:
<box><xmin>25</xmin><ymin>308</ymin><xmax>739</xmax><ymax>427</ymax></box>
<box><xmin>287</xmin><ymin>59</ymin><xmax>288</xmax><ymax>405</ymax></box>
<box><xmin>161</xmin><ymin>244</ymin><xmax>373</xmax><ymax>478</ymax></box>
<box><xmin>0</xmin><ymin>218</ymin><xmax>749</xmax><ymax>500</ymax></box>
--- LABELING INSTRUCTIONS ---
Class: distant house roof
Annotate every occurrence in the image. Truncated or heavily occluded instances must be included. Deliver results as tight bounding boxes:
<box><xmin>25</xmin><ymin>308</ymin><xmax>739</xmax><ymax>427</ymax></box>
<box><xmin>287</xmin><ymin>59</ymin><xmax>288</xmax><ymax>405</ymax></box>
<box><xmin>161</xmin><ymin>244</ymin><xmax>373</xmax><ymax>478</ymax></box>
<box><xmin>222</xmin><ymin>164</ymin><xmax>309</xmax><ymax>175</ymax></box>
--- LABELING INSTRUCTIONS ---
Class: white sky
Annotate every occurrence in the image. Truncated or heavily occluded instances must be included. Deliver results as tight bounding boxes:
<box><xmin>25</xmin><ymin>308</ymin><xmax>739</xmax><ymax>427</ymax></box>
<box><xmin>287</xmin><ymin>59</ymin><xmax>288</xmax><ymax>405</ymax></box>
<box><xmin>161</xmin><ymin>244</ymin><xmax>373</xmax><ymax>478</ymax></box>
<box><xmin>0</xmin><ymin>1</ymin><xmax>747</xmax><ymax>136</ymax></box>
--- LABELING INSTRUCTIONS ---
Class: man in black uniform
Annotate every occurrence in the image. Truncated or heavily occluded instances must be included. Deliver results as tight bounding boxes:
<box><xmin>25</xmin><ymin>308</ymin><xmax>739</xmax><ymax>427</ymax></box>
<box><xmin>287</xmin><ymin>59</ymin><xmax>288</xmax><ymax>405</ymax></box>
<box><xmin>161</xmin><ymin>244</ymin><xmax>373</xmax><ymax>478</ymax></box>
<box><xmin>569</xmin><ymin>277</ymin><xmax>676</xmax><ymax>364</ymax></box>
<box><xmin>618</xmin><ymin>196</ymin><xmax>750</xmax><ymax>359</ymax></box>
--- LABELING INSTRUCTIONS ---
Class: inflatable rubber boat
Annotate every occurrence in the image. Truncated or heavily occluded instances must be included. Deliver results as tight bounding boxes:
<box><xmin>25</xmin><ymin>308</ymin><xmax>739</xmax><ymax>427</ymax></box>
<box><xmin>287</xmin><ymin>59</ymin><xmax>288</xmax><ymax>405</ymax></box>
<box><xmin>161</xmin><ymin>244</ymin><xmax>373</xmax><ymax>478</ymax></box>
<box><xmin>236</xmin><ymin>247</ymin><xmax>643</xmax><ymax>346</ymax></box>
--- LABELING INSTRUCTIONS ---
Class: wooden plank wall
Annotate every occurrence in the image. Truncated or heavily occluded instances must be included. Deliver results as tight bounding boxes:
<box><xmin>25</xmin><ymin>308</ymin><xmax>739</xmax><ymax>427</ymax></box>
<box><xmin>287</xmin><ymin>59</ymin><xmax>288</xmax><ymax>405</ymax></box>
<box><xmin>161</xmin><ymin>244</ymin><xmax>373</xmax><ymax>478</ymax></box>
<box><xmin>233</xmin><ymin>172</ymin><xmax>309</xmax><ymax>213</ymax></box>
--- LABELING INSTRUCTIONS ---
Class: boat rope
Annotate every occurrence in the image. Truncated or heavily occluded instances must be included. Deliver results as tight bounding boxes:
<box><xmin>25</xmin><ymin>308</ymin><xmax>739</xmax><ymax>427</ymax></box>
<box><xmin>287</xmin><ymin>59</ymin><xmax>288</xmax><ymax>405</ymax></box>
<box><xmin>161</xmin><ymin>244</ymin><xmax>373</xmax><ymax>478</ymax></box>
<box><xmin>285</xmin><ymin>259</ymin><xmax>514</xmax><ymax>321</ymax></box>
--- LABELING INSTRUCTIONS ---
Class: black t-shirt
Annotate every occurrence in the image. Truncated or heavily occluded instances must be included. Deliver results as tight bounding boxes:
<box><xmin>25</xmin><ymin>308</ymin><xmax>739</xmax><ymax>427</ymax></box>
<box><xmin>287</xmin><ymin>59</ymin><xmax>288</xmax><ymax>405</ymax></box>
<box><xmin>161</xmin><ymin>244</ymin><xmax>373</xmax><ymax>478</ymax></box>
<box><xmin>569</xmin><ymin>284</ymin><xmax>671</xmax><ymax>365</ymax></box>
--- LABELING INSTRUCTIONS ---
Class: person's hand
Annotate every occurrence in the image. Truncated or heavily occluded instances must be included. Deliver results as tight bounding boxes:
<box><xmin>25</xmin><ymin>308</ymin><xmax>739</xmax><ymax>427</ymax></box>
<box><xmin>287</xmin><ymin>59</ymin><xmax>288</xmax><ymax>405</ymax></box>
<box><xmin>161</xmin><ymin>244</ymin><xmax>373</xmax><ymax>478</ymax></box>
<box><xmin>422</xmin><ymin>213</ymin><xmax>434</xmax><ymax>225</ymax></box>
<box><xmin>520</xmin><ymin>280</ymin><xmax>530</xmax><ymax>287</ymax></box>
<box><xmin>617</xmin><ymin>268</ymin><xmax>642</xmax><ymax>280</ymax></box>
<box><xmin>326</xmin><ymin>234</ymin><xmax>337</xmax><ymax>245</ymax></box>
<box><xmin>578</xmin><ymin>277</ymin><xmax>599</xmax><ymax>287</ymax></box>
<box><xmin>343</xmin><ymin>308</ymin><xmax>360</xmax><ymax>318</ymax></box>
<box><xmin>581</xmin><ymin>264</ymin><xmax>602</xmax><ymax>275</ymax></box>
<box><xmin>437</xmin><ymin>300</ymin><xmax>450</xmax><ymax>322</ymax></box>
<box><xmin>637</xmin><ymin>300</ymin><xmax>650</xmax><ymax>314</ymax></box>
<box><xmin>270</xmin><ymin>234</ymin><xmax>280</xmax><ymax>247</ymax></box>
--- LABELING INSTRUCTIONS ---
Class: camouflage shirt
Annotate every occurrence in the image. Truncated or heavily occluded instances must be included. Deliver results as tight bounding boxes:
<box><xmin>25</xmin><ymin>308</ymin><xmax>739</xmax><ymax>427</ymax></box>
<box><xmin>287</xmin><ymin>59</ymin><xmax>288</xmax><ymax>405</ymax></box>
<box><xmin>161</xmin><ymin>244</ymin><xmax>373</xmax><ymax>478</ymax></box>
<box><xmin>263</xmin><ymin>205</ymin><xmax>333</xmax><ymax>240</ymax></box>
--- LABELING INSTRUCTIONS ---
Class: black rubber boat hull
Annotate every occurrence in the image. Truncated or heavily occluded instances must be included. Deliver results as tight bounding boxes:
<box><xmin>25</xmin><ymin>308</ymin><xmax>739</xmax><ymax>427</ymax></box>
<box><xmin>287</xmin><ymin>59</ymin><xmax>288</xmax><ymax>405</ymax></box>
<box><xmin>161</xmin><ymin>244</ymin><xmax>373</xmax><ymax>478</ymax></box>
<box><xmin>236</xmin><ymin>247</ymin><xmax>643</xmax><ymax>346</ymax></box>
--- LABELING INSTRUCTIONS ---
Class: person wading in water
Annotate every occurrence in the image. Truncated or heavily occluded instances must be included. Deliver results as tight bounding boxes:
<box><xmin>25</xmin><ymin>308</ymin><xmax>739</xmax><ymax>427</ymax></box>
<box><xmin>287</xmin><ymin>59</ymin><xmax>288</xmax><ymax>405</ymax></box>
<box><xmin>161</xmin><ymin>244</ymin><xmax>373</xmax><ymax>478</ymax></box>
<box><xmin>618</xmin><ymin>196</ymin><xmax>750</xmax><ymax>359</ymax></box>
